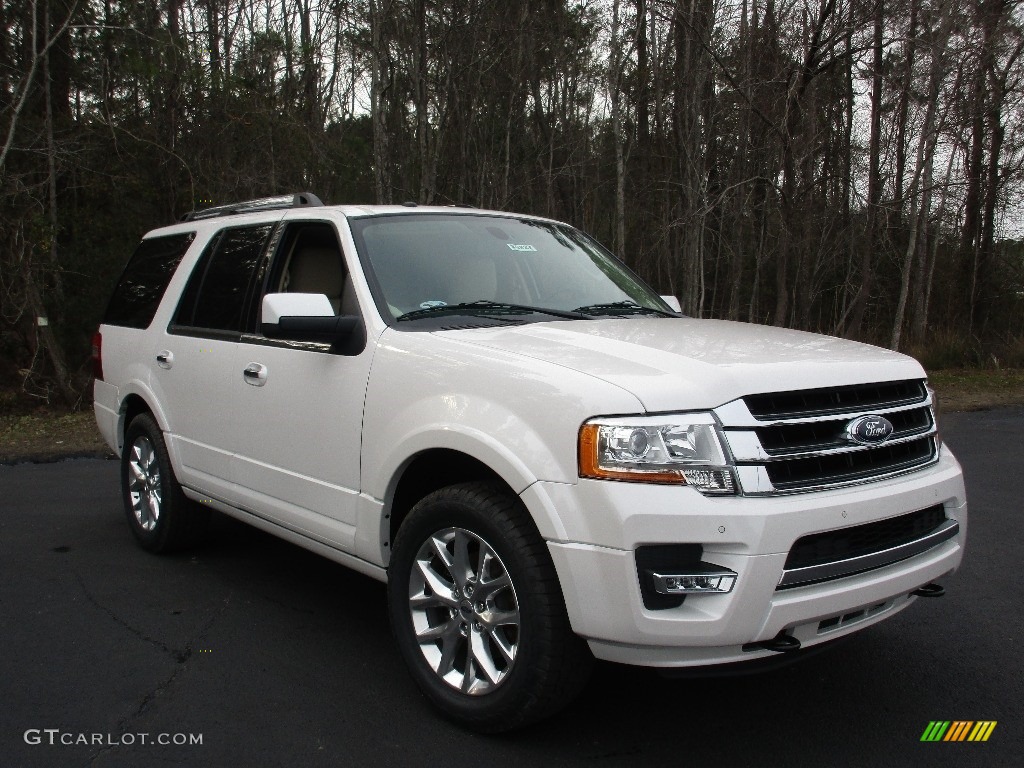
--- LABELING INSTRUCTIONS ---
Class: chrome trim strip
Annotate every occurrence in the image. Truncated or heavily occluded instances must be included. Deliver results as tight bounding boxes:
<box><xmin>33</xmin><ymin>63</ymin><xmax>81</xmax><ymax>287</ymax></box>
<box><xmin>778</xmin><ymin>518</ymin><xmax>960</xmax><ymax>588</ymax></box>
<box><xmin>735</xmin><ymin>465</ymin><xmax>774</xmax><ymax>494</ymax></box>
<box><xmin>722</xmin><ymin>430</ymin><xmax>769</xmax><ymax>462</ymax></box>
<box><xmin>240</xmin><ymin>333</ymin><xmax>332</xmax><ymax>352</ymax></box>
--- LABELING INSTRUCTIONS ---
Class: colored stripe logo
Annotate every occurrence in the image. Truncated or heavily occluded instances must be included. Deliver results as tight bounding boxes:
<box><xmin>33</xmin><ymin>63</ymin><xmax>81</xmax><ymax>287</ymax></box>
<box><xmin>921</xmin><ymin>721</ymin><xmax>997</xmax><ymax>742</ymax></box>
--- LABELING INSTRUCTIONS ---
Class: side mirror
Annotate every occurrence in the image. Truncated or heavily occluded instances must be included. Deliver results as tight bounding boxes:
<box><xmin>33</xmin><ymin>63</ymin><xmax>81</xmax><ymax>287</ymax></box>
<box><xmin>660</xmin><ymin>295</ymin><xmax>682</xmax><ymax>313</ymax></box>
<box><xmin>260</xmin><ymin>293</ymin><xmax>365</xmax><ymax>355</ymax></box>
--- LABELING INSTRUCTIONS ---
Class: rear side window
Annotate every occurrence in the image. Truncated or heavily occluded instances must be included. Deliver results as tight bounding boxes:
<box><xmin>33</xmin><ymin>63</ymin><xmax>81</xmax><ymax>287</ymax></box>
<box><xmin>103</xmin><ymin>232</ymin><xmax>196</xmax><ymax>328</ymax></box>
<box><xmin>172</xmin><ymin>224</ymin><xmax>273</xmax><ymax>334</ymax></box>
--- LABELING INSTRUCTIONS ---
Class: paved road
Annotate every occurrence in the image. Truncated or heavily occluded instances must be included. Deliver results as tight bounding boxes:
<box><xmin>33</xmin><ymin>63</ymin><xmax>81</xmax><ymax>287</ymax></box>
<box><xmin>1</xmin><ymin>409</ymin><xmax>1020</xmax><ymax>768</ymax></box>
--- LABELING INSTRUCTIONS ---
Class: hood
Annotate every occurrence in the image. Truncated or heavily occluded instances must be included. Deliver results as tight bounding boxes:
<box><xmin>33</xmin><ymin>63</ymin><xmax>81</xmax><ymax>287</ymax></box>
<box><xmin>438</xmin><ymin>318</ymin><xmax>925</xmax><ymax>412</ymax></box>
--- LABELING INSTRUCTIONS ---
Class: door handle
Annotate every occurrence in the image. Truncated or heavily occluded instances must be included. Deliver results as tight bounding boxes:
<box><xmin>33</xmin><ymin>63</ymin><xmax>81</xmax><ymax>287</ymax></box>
<box><xmin>242</xmin><ymin>362</ymin><xmax>268</xmax><ymax>386</ymax></box>
<box><xmin>156</xmin><ymin>350</ymin><xmax>174</xmax><ymax>369</ymax></box>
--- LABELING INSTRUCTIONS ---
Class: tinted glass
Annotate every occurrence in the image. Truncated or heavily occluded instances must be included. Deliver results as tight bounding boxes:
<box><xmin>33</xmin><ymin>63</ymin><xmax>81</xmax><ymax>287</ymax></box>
<box><xmin>348</xmin><ymin>214</ymin><xmax>668</xmax><ymax>323</ymax></box>
<box><xmin>175</xmin><ymin>225</ymin><xmax>272</xmax><ymax>332</ymax></box>
<box><xmin>171</xmin><ymin>235</ymin><xmax>216</xmax><ymax>328</ymax></box>
<box><xmin>104</xmin><ymin>232</ymin><xmax>195</xmax><ymax>328</ymax></box>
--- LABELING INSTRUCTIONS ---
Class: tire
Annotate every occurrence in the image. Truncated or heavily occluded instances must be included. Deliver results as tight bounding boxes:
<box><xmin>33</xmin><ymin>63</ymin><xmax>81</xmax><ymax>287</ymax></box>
<box><xmin>388</xmin><ymin>481</ymin><xmax>592</xmax><ymax>732</ymax></box>
<box><xmin>121</xmin><ymin>413</ymin><xmax>209</xmax><ymax>553</ymax></box>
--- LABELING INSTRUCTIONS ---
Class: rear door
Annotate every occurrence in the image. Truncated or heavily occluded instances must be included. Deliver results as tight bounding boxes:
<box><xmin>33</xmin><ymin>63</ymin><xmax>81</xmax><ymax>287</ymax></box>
<box><xmin>227</xmin><ymin>217</ymin><xmax>373</xmax><ymax>552</ymax></box>
<box><xmin>155</xmin><ymin>222</ymin><xmax>276</xmax><ymax>502</ymax></box>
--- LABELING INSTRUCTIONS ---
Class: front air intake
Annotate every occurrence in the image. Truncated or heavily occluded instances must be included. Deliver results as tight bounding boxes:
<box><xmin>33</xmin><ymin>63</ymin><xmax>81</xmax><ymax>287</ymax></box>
<box><xmin>778</xmin><ymin>505</ymin><xmax>958</xmax><ymax>588</ymax></box>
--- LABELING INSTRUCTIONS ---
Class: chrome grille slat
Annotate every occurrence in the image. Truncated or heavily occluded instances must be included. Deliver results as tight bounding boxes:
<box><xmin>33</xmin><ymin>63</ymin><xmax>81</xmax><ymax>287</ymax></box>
<box><xmin>755</xmin><ymin>406</ymin><xmax>933</xmax><ymax>455</ymax></box>
<box><xmin>744</xmin><ymin>379</ymin><xmax>927</xmax><ymax>420</ymax></box>
<box><xmin>764</xmin><ymin>437</ymin><xmax>936</xmax><ymax>491</ymax></box>
<box><xmin>731</xmin><ymin>426</ymin><xmax>936</xmax><ymax>464</ymax></box>
<box><xmin>713</xmin><ymin>393</ymin><xmax>933</xmax><ymax>428</ymax></box>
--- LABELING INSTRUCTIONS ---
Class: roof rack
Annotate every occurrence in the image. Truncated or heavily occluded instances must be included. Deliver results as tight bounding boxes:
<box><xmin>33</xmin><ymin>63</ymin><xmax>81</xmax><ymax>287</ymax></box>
<box><xmin>182</xmin><ymin>192</ymin><xmax>324</xmax><ymax>221</ymax></box>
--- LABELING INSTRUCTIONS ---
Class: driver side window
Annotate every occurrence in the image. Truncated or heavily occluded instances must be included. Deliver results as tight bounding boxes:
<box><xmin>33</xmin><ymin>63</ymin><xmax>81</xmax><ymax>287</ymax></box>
<box><xmin>270</xmin><ymin>223</ymin><xmax>358</xmax><ymax>316</ymax></box>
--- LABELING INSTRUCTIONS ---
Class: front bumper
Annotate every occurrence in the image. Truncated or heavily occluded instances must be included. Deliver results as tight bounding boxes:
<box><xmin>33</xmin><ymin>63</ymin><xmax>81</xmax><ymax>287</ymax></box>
<box><xmin>524</xmin><ymin>445</ymin><xmax>966</xmax><ymax>667</ymax></box>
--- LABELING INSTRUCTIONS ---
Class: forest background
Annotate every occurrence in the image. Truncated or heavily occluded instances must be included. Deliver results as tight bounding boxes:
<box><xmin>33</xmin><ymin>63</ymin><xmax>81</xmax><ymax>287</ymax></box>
<box><xmin>3</xmin><ymin>0</ymin><xmax>1024</xmax><ymax>408</ymax></box>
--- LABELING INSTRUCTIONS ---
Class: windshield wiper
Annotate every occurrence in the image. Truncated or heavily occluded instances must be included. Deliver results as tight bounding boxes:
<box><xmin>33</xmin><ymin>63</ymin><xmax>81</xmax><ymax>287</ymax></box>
<box><xmin>397</xmin><ymin>300</ymin><xmax>591</xmax><ymax>322</ymax></box>
<box><xmin>572</xmin><ymin>301</ymin><xmax>677</xmax><ymax>317</ymax></box>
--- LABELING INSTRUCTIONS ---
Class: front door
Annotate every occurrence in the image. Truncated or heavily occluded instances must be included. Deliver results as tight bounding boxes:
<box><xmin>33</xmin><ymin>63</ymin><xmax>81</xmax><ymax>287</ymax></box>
<box><xmin>228</xmin><ymin>219</ymin><xmax>373</xmax><ymax>553</ymax></box>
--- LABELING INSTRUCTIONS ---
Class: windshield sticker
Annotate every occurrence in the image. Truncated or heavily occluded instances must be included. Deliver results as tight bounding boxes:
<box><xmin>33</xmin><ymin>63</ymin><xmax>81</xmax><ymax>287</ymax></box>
<box><xmin>419</xmin><ymin>300</ymin><xmax>447</xmax><ymax>309</ymax></box>
<box><xmin>506</xmin><ymin>243</ymin><xmax>537</xmax><ymax>252</ymax></box>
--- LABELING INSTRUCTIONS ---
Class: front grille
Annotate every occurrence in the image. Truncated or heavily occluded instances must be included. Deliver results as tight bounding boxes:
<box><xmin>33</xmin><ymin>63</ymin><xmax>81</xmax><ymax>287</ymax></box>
<box><xmin>785</xmin><ymin>505</ymin><xmax>947</xmax><ymax>571</ymax></box>
<box><xmin>744</xmin><ymin>379</ymin><xmax>927</xmax><ymax>420</ymax></box>
<box><xmin>718</xmin><ymin>378</ymin><xmax>938</xmax><ymax>494</ymax></box>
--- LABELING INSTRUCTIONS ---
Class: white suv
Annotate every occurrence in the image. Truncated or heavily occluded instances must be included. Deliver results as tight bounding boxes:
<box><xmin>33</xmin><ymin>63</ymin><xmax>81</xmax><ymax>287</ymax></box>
<box><xmin>93</xmin><ymin>194</ymin><xmax>967</xmax><ymax>731</ymax></box>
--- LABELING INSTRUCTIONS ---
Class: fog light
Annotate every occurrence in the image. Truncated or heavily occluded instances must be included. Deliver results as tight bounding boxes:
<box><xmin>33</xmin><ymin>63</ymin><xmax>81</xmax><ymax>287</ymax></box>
<box><xmin>651</xmin><ymin>570</ymin><xmax>737</xmax><ymax>594</ymax></box>
<box><xmin>681</xmin><ymin>468</ymin><xmax>735</xmax><ymax>494</ymax></box>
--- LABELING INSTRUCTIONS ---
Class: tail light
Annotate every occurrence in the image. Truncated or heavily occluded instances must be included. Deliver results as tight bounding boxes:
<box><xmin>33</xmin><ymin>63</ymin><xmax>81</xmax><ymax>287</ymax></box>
<box><xmin>91</xmin><ymin>330</ymin><xmax>103</xmax><ymax>381</ymax></box>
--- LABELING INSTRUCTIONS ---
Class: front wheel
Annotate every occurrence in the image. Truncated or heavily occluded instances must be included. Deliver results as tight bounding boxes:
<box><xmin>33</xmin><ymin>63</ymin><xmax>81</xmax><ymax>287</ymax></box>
<box><xmin>388</xmin><ymin>482</ymin><xmax>592</xmax><ymax>732</ymax></box>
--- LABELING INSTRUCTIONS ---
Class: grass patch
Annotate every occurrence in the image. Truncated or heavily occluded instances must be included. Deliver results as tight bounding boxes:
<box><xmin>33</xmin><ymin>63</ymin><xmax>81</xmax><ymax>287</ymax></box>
<box><xmin>0</xmin><ymin>409</ymin><xmax>113</xmax><ymax>463</ymax></box>
<box><xmin>927</xmin><ymin>368</ymin><xmax>1024</xmax><ymax>412</ymax></box>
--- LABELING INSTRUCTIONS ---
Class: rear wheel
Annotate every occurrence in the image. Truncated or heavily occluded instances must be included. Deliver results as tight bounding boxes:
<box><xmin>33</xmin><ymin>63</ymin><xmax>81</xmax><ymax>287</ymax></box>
<box><xmin>121</xmin><ymin>413</ymin><xmax>208</xmax><ymax>553</ymax></box>
<box><xmin>388</xmin><ymin>482</ymin><xmax>592</xmax><ymax>732</ymax></box>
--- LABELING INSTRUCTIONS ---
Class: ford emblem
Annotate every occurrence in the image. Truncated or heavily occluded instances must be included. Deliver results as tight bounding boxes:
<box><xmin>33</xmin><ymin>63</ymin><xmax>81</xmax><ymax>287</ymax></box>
<box><xmin>846</xmin><ymin>415</ymin><xmax>894</xmax><ymax>445</ymax></box>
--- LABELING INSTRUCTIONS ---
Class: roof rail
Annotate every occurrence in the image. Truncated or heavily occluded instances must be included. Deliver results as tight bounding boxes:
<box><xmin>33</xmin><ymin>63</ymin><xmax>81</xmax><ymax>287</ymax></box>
<box><xmin>182</xmin><ymin>192</ymin><xmax>324</xmax><ymax>221</ymax></box>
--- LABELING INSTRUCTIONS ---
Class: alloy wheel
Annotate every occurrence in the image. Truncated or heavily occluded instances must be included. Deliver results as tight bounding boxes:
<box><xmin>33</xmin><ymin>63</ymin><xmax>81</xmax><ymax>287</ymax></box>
<box><xmin>127</xmin><ymin>435</ymin><xmax>162</xmax><ymax>532</ymax></box>
<box><xmin>408</xmin><ymin>527</ymin><xmax>520</xmax><ymax>695</ymax></box>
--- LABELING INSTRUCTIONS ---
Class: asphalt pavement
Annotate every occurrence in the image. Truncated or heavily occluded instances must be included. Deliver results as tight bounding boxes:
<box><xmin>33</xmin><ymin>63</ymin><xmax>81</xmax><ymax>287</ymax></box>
<box><xmin>0</xmin><ymin>409</ymin><xmax>1020</xmax><ymax>767</ymax></box>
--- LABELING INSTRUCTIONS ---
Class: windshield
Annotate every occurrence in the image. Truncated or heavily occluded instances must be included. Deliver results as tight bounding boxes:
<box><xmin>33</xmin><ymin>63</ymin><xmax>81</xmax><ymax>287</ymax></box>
<box><xmin>348</xmin><ymin>213</ymin><xmax>673</xmax><ymax>327</ymax></box>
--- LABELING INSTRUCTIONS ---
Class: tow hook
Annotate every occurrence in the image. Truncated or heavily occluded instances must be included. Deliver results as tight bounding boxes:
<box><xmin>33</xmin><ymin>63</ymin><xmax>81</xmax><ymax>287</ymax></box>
<box><xmin>743</xmin><ymin>633</ymin><xmax>802</xmax><ymax>654</ymax></box>
<box><xmin>912</xmin><ymin>583</ymin><xmax>945</xmax><ymax>598</ymax></box>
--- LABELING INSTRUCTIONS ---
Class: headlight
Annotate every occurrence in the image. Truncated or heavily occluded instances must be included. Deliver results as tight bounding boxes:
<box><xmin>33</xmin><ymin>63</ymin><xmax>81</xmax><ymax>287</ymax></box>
<box><xmin>578</xmin><ymin>414</ymin><xmax>736</xmax><ymax>494</ymax></box>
